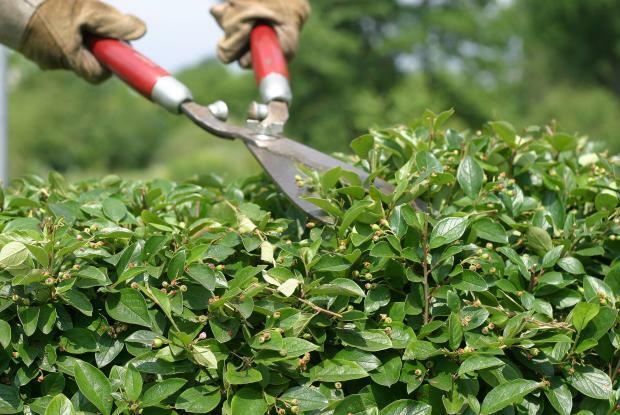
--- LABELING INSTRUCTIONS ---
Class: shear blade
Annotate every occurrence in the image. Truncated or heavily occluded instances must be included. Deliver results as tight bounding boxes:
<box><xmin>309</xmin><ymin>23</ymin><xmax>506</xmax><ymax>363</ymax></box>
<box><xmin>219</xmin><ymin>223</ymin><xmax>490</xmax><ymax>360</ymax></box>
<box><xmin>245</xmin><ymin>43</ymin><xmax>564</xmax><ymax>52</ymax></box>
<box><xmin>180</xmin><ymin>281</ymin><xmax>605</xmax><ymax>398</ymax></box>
<box><xmin>245</xmin><ymin>137</ymin><xmax>403</xmax><ymax>224</ymax></box>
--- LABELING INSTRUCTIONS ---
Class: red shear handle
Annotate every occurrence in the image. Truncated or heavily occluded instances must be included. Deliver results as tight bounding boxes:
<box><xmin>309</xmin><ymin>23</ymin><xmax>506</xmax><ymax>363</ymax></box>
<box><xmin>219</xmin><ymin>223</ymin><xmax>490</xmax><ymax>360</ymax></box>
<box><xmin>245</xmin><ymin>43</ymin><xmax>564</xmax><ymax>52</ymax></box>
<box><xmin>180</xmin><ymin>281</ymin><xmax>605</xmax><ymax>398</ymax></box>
<box><xmin>250</xmin><ymin>24</ymin><xmax>292</xmax><ymax>104</ymax></box>
<box><xmin>87</xmin><ymin>36</ymin><xmax>192</xmax><ymax>113</ymax></box>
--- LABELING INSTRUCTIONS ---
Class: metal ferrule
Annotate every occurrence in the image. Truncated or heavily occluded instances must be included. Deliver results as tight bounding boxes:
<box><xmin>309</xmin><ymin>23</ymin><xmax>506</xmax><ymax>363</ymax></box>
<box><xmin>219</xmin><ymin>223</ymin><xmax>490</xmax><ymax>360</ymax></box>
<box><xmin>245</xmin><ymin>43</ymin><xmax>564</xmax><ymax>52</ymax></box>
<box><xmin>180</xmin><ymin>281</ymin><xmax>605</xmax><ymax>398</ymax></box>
<box><xmin>151</xmin><ymin>76</ymin><xmax>193</xmax><ymax>113</ymax></box>
<box><xmin>259</xmin><ymin>73</ymin><xmax>293</xmax><ymax>104</ymax></box>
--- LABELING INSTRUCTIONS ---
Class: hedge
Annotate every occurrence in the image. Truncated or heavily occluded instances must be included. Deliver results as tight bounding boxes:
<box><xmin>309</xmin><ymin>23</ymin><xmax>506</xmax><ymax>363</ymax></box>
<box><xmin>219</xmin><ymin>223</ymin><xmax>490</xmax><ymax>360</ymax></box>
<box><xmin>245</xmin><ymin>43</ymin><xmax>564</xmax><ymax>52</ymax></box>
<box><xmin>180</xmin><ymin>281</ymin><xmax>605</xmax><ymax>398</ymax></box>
<box><xmin>1</xmin><ymin>110</ymin><xmax>619</xmax><ymax>414</ymax></box>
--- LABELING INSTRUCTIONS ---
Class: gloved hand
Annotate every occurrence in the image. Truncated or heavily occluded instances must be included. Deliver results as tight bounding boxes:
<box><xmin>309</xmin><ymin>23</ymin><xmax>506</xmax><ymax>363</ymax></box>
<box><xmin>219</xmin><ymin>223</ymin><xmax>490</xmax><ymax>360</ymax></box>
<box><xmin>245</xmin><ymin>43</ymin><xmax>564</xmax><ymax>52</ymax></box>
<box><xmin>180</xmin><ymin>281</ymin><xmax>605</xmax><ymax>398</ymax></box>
<box><xmin>20</xmin><ymin>0</ymin><xmax>146</xmax><ymax>84</ymax></box>
<box><xmin>211</xmin><ymin>0</ymin><xmax>310</xmax><ymax>68</ymax></box>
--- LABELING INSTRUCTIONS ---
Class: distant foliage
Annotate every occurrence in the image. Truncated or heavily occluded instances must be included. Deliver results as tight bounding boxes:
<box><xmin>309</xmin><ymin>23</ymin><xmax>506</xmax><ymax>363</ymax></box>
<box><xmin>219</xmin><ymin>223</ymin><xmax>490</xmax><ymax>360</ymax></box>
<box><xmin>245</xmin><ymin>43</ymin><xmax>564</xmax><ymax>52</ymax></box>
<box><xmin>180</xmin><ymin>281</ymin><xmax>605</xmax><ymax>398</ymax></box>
<box><xmin>1</xmin><ymin>111</ymin><xmax>619</xmax><ymax>414</ymax></box>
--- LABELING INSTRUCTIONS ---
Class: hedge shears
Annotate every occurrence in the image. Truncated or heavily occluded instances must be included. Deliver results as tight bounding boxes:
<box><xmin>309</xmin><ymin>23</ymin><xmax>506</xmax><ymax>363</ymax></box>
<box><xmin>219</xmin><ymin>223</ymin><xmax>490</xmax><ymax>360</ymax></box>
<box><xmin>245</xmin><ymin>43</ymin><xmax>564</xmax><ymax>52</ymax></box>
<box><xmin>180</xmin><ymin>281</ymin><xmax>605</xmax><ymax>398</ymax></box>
<box><xmin>87</xmin><ymin>25</ymin><xmax>425</xmax><ymax>223</ymax></box>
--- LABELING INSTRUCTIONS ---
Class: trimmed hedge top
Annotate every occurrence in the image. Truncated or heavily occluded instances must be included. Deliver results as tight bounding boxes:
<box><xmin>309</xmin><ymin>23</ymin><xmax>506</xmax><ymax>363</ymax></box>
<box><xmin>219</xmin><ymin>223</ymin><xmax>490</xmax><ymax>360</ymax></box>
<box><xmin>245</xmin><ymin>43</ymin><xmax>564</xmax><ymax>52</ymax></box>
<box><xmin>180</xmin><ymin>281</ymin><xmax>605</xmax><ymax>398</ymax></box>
<box><xmin>1</xmin><ymin>110</ymin><xmax>619</xmax><ymax>415</ymax></box>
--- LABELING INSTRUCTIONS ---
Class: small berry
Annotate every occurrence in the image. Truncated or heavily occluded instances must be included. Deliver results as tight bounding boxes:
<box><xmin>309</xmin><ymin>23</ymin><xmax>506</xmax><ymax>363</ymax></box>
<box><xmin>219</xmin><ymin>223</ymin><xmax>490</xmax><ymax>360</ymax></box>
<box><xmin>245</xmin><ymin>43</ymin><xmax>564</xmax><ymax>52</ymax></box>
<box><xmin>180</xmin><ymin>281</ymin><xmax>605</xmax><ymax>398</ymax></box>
<box><xmin>414</xmin><ymin>369</ymin><xmax>423</xmax><ymax>376</ymax></box>
<box><xmin>371</xmin><ymin>224</ymin><xmax>381</xmax><ymax>231</ymax></box>
<box><xmin>273</xmin><ymin>311</ymin><xmax>281</xmax><ymax>319</ymax></box>
<box><xmin>180</xmin><ymin>285</ymin><xmax>188</xmax><ymax>292</ymax></box>
<box><xmin>198</xmin><ymin>315</ymin><xmax>208</xmax><ymax>323</ymax></box>
<box><xmin>306</xmin><ymin>222</ymin><xmax>315</xmax><ymax>229</ymax></box>
<box><xmin>335</xmin><ymin>382</ymin><xmax>342</xmax><ymax>389</ymax></box>
<box><xmin>11</xmin><ymin>352</ymin><xmax>19</xmax><ymax>359</ymax></box>
<box><xmin>151</xmin><ymin>338</ymin><xmax>163</xmax><ymax>348</ymax></box>
<box><xmin>279</xmin><ymin>349</ymin><xmax>288</xmax><ymax>357</ymax></box>
<box><xmin>37</xmin><ymin>374</ymin><xmax>45</xmax><ymax>382</ymax></box>
<box><xmin>131</xmin><ymin>282</ymin><xmax>139</xmax><ymax>289</ymax></box>
<box><xmin>198</xmin><ymin>332</ymin><xmax>207</xmax><ymax>340</ymax></box>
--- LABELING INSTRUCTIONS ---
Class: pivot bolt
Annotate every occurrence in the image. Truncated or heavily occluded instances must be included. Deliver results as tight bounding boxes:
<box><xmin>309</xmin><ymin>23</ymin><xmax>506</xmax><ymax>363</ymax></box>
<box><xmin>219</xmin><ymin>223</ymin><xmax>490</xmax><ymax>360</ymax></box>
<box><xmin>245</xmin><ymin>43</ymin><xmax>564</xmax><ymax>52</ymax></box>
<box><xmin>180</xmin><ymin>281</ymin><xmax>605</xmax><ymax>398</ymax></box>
<box><xmin>247</xmin><ymin>101</ymin><xmax>269</xmax><ymax>121</ymax></box>
<box><xmin>207</xmin><ymin>100</ymin><xmax>229</xmax><ymax>121</ymax></box>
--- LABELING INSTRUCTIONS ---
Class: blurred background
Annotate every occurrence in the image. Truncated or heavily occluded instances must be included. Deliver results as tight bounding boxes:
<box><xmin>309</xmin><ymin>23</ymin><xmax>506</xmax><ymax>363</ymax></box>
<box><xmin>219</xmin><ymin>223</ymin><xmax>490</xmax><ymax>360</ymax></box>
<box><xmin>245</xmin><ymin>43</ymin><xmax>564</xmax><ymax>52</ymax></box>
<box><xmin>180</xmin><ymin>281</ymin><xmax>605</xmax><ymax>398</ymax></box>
<box><xmin>5</xmin><ymin>0</ymin><xmax>620</xmax><ymax>182</ymax></box>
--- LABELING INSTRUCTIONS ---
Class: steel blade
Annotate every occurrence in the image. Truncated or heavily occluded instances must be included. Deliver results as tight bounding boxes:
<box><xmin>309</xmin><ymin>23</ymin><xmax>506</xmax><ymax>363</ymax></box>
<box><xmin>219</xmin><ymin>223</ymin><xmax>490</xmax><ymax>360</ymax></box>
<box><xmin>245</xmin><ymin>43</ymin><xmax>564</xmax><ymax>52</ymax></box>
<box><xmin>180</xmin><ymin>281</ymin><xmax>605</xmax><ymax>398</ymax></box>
<box><xmin>245</xmin><ymin>137</ymin><xmax>427</xmax><ymax>223</ymax></box>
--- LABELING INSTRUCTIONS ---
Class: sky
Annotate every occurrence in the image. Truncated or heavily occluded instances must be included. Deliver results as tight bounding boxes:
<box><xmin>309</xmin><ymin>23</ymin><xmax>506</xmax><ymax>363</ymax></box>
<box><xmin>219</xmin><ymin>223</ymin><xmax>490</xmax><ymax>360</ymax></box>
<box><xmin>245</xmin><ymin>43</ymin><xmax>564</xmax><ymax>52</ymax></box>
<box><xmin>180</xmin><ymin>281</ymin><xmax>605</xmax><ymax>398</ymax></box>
<box><xmin>105</xmin><ymin>0</ymin><xmax>221</xmax><ymax>72</ymax></box>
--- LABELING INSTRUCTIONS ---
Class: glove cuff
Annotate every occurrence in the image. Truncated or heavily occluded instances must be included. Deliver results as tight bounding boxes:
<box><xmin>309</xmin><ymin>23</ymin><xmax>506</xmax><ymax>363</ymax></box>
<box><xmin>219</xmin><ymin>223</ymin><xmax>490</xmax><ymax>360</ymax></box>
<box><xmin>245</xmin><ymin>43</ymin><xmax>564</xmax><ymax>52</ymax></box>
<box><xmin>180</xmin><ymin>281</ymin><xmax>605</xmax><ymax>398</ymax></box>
<box><xmin>0</xmin><ymin>0</ymin><xmax>45</xmax><ymax>50</ymax></box>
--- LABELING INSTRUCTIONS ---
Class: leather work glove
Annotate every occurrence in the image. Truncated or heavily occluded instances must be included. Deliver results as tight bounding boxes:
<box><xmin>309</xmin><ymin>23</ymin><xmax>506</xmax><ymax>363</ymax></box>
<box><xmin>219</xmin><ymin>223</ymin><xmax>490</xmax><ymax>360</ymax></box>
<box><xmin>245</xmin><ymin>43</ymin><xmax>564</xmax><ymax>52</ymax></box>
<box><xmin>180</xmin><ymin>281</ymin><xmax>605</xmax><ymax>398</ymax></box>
<box><xmin>20</xmin><ymin>0</ymin><xmax>146</xmax><ymax>84</ymax></box>
<box><xmin>211</xmin><ymin>0</ymin><xmax>310</xmax><ymax>68</ymax></box>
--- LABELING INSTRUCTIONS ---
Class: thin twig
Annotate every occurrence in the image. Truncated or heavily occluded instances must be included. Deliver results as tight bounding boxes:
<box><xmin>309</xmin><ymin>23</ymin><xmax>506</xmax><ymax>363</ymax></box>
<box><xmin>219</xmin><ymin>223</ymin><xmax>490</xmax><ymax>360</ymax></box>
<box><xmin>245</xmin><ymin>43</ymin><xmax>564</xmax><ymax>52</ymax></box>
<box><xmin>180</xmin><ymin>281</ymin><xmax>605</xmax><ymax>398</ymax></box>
<box><xmin>265</xmin><ymin>286</ymin><xmax>342</xmax><ymax>319</ymax></box>
<box><xmin>298</xmin><ymin>297</ymin><xmax>342</xmax><ymax>319</ymax></box>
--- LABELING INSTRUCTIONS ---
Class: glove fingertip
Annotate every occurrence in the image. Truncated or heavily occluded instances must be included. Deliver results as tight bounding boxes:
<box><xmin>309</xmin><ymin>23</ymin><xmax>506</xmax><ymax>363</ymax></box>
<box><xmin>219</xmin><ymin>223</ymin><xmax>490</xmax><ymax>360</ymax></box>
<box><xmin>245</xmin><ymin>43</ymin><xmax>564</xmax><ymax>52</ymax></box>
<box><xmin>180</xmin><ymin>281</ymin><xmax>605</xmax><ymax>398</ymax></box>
<box><xmin>239</xmin><ymin>52</ymin><xmax>252</xmax><ymax>69</ymax></box>
<box><xmin>122</xmin><ymin>15</ymin><xmax>147</xmax><ymax>40</ymax></box>
<box><xmin>73</xmin><ymin>49</ymin><xmax>110</xmax><ymax>84</ymax></box>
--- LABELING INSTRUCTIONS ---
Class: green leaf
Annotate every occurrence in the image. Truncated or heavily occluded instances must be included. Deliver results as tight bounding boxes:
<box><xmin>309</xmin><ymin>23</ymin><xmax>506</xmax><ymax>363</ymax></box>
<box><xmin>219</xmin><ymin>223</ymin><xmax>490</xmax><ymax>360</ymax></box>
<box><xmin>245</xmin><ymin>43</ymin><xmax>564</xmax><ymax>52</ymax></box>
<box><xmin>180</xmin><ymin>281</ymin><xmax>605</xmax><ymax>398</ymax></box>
<box><xmin>370</xmin><ymin>241</ymin><xmax>396</xmax><ymax>258</ymax></box>
<box><xmin>0</xmin><ymin>242</ymin><xmax>28</xmax><ymax>268</ymax></box>
<box><xmin>448</xmin><ymin>312</ymin><xmax>463</xmax><ymax>350</ymax></box>
<box><xmin>230</xmin><ymin>386</ymin><xmax>268</xmax><ymax>415</ymax></box>
<box><xmin>351</xmin><ymin>134</ymin><xmax>374</xmax><ymax>159</ymax></box>
<box><xmin>571</xmin><ymin>302</ymin><xmax>600</xmax><ymax>332</ymax></box>
<box><xmin>526</xmin><ymin>227</ymin><xmax>553</xmax><ymax>255</ymax></box>
<box><xmin>335</xmin><ymin>328</ymin><xmax>393</xmax><ymax>351</ymax></box>
<box><xmin>142</xmin><ymin>378</ymin><xmax>187</xmax><ymax>406</ymax></box>
<box><xmin>74</xmin><ymin>360</ymin><xmax>113</xmax><ymax>415</ymax></box>
<box><xmin>583</xmin><ymin>276</ymin><xmax>615</xmax><ymax>306</ymax></box>
<box><xmin>379</xmin><ymin>400</ymin><xmax>432</xmax><ymax>415</ymax></box>
<box><xmin>497</xmin><ymin>246</ymin><xmax>530</xmax><ymax>279</ymax></box>
<box><xmin>364</xmin><ymin>286</ymin><xmax>391</xmax><ymax>313</ymax></box>
<box><xmin>123</xmin><ymin>364</ymin><xmax>142</xmax><ymax>402</ymax></box>
<box><xmin>339</xmin><ymin>200</ymin><xmax>373</xmax><ymax>237</ymax></box>
<box><xmin>44</xmin><ymin>394</ymin><xmax>74</xmax><ymax>415</ymax></box>
<box><xmin>311</xmin><ymin>278</ymin><xmax>365</xmax><ymax>298</ymax></box>
<box><xmin>175</xmin><ymin>386</ymin><xmax>221</xmax><ymax>414</ymax></box>
<box><xmin>403</xmin><ymin>340</ymin><xmax>441</xmax><ymax>360</ymax></box>
<box><xmin>480</xmin><ymin>379</ymin><xmax>540</xmax><ymax>414</ymax></box>
<box><xmin>458</xmin><ymin>355</ymin><xmax>505</xmax><ymax>376</ymax></box>
<box><xmin>557</xmin><ymin>256</ymin><xmax>585</xmax><ymax>275</ymax></box>
<box><xmin>333</xmin><ymin>394</ymin><xmax>376</xmax><ymax>415</ymax></box>
<box><xmin>40</xmin><ymin>373</ymin><xmax>65</xmax><ymax>396</ymax></box>
<box><xmin>0</xmin><ymin>320</ymin><xmax>9</xmax><ymax>349</ymax></box>
<box><xmin>225</xmin><ymin>364</ymin><xmax>263</xmax><ymax>385</ymax></box>
<box><xmin>371</xmin><ymin>353</ymin><xmax>402</xmax><ymax>387</ymax></box>
<box><xmin>457</xmin><ymin>156</ymin><xmax>484</xmax><ymax>198</ymax></box>
<box><xmin>541</xmin><ymin>245</ymin><xmax>564</xmax><ymax>269</ymax></box>
<box><xmin>567</xmin><ymin>365</ymin><xmax>612</xmax><ymax>400</ymax></box>
<box><xmin>452</xmin><ymin>270</ymin><xmax>488</xmax><ymax>292</ymax></box>
<box><xmin>59</xmin><ymin>328</ymin><xmax>98</xmax><ymax>354</ymax></box>
<box><xmin>472</xmin><ymin>218</ymin><xmax>508</xmax><ymax>244</ymax></box>
<box><xmin>489</xmin><ymin>120</ymin><xmax>517</xmax><ymax>147</ymax></box>
<box><xmin>594</xmin><ymin>190</ymin><xmax>618</xmax><ymax>211</ymax></box>
<box><xmin>17</xmin><ymin>306</ymin><xmax>39</xmax><ymax>336</ymax></box>
<box><xmin>281</xmin><ymin>386</ymin><xmax>328</xmax><ymax>412</ymax></box>
<box><xmin>309</xmin><ymin>359</ymin><xmax>369</xmax><ymax>382</ymax></box>
<box><xmin>59</xmin><ymin>289</ymin><xmax>93</xmax><ymax>316</ymax></box>
<box><xmin>103</xmin><ymin>198</ymin><xmax>128</xmax><ymax>222</ymax></box>
<box><xmin>429</xmin><ymin>217</ymin><xmax>468</xmax><ymax>249</ymax></box>
<box><xmin>105</xmin><ymin>289</ymin><xmax>151</xmax><ymax>327</ymax></box>
<box><xmin>0</xmin><ymin>385</ymin><xmax>22</xmax><ymax>414</ymax></box>
<box><xmin>544</xmin><ymin>378</ymin><xmax>572</xmax><ymax>415</ymax></box>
